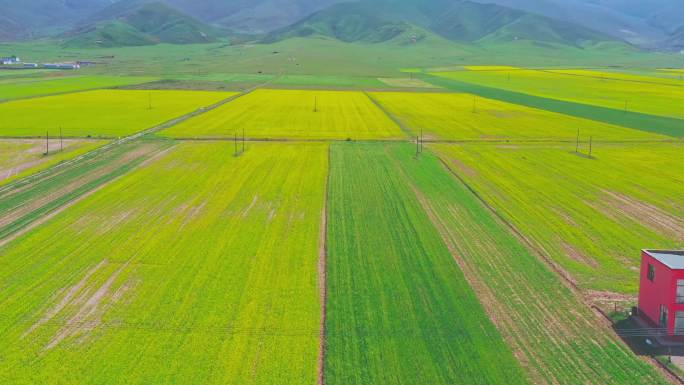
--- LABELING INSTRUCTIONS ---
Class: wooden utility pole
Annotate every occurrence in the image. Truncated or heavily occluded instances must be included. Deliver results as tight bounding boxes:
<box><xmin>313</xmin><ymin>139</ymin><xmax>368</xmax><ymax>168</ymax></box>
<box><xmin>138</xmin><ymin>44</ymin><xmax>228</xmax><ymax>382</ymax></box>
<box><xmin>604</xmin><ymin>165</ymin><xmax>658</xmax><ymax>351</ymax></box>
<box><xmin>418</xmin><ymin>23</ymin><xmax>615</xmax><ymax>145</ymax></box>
<box><xmin>242</xmin><ymin>128</ymin><xmax>245</xmax><ymax>154</ymax></box>
<box><xmin>575</xmin><ymin>128</ymin><xmax>580</xmax><ymax>153</ymax></box>
<box><xmin>234</xmin><ymin>132</ymin><xmax>238</xmax><ymax>156</ymax></box>
<box><xmin>59</xmin><ymin>126</ymin><xmax>63</xmax><ymax>152</ymax></box>
<box><xmin>420</xmin><ymin>128</ymin><xmax>423</xmax><ymax>153</ymax></box>
<box><xmin>45</xmin><ymin>131</ymin><xmax>49</xmax><ymax>155</ymax></box>
<box><xmin>314</xmin><ymin>96</ymin><xmax>318</xmax><ymax>113</ymax></box>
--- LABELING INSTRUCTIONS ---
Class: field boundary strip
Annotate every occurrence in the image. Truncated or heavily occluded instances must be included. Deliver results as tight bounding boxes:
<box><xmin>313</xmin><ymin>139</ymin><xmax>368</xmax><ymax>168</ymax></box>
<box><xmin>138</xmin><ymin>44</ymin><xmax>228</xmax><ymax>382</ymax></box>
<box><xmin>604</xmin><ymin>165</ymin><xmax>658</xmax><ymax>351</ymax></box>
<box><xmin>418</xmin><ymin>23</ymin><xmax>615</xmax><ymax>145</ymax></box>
<box><xmin>363</xmin><ymin>91</ymin><xmax>414</xmax><ymax>138</ymax></box>
<box><xmin>318</xmin><ymin>145</ymin><xmax>331</xmax><ymax>385</ymax></box>
<box><xmin>421</xmin><ymin>74</ymin><xmax>684</xmax><ymax>138</ymax></box>
<box><xmin>431</xmin><ymin>150</ymin><xmax>683</xmax><ymax>384</ymax></box>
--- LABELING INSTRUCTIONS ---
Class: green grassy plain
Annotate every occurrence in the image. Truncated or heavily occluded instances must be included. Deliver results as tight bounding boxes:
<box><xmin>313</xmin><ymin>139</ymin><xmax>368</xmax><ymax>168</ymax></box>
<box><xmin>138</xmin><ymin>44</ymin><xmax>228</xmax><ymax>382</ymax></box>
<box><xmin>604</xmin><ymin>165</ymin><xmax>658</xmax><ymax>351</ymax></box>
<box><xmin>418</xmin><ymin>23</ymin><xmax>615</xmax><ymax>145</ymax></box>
<box><xmin>432</xmin><ymin>143</ymin><xmax>684</xmax><ymax>293</ymax></box>
<box><xmin>390</xmin><ymin>143</ymin><xmax>669</xmax><ymax>384</ymax></box>
<box><xmin>0</xmin><ymin>139</ymin><xmax>104</xmax><ymax>186</ymax></box>
<box><xmin>0</xmin><ymin>142</ymin><xmax>327</xmax><ymax>384</ymax></box>
<box><xmin>433</xmin><ymin>68</ymin><xmax>684</xmax><ymax>120</ymax></box>
<box><xmin>0</xmin><ymin>75</ymin><xmax>156</xmax><ymax>100</ymax></box>
<box><xmin>0</xmin><ymin>89</ymin><xmax>231</xmax><ymax>138</ymax></box>
<box><xmin>162</xmin><ymin>89</ymin><xmax>404</xmax><ymax>140</ymax></box>
<box><xmin>326</xmin><ymin>142</ymin><xmax>527</xmax><ymax>385</ymax></box>
<box><xmin>7</xmin><ymin>34</ymin><xmax>684</xmax><ymax>82</ymax></box>
<box><xmin>371</xmin><ymin>91</ymin><xmax>664</xmax><ymax>141</ymax></box>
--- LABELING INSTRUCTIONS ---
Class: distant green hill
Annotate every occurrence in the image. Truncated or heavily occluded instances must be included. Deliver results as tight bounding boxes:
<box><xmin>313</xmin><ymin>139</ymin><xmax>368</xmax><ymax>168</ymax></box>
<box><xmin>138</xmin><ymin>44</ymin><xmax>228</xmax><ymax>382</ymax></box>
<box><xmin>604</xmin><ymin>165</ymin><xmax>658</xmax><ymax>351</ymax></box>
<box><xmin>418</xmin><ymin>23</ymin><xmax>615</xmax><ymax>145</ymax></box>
<box><xmin>262</xmin><ymin>2</ymin><xmax>433</xmax><ymax>44</ymax></box>
<box><xmin>265</xmin><ymin>0</ymin><xmax>631</xmax><ymax>49</ymax></box>
<box><xmin>62</xmin><ymin>1</ymin><xmax>225</xmax><ymax>48</ymax></box>
<box><xmin>0</xmin><ymin>0</ymin><xmax>111</xmax><ymax>40</ymax></box>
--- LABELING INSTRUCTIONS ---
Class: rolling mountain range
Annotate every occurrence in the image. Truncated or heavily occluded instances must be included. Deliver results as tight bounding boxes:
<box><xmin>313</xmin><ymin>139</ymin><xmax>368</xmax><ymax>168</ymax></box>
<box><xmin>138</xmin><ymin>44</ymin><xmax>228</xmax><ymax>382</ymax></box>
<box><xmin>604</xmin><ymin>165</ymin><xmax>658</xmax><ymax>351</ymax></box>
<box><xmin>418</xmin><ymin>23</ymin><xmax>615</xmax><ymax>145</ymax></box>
<box><xmin>468</xmin><ymin>0</ymin><xmax>684</xmax><ymax>49</ymax></box>
<box><xmin>61</xmin><ymin>1</ymin><xmax>224</xmax><ymax>47</ymax></box>
<box><xmin>0</xmin><ymin>0</ymin><xmax>682</xmax><ymax>51</ymax></box>
<box><xmin>264</xmin><ymin>0</ymin><xmax>618</xmax><ymax>49</ymax></box>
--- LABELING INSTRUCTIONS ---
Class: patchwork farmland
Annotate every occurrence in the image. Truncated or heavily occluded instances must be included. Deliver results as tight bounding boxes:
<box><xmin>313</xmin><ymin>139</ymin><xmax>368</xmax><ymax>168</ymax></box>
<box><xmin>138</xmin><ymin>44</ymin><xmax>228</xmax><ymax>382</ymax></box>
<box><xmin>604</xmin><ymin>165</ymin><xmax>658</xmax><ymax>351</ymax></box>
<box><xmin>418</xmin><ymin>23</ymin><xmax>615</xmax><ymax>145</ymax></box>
<box><xmin>433</xmin><ymin>67</ymin><xmax>684</xmax><ymax>120</ymax></box>
<box><xmin>0</xmin><ymin>142</ymin><xmax>327</xmax><ymax>384</ymax></box>
<box><xmin>370</xmin><ymin>91</ymin><xmax>665</xmax><ymax>141</ymax></box>
<box><xmin>431</xmin><ymin>143</ymin><xmax>684</xmax><ymax>293</ymax></box>
<box><xmin>1</xmin><ymin>65</ymin><xmax>682</xmax><ymax>385</ymax></box>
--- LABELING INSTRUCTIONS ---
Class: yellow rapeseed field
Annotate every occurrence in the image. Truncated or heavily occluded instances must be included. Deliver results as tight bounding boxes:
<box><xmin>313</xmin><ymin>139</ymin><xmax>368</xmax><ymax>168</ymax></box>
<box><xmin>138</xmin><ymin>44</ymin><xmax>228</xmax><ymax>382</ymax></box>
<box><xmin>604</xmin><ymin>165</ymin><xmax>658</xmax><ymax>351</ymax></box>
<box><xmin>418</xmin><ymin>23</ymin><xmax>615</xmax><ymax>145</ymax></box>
<box><xmin>161</xmin><ymin>89</ymin><xmax>404</xmax><ymax>140</ymax></box>
<box><xmin>0</xmin><ymin>89</ymin><xmax>231</xmax><ymax>138</ymax></box>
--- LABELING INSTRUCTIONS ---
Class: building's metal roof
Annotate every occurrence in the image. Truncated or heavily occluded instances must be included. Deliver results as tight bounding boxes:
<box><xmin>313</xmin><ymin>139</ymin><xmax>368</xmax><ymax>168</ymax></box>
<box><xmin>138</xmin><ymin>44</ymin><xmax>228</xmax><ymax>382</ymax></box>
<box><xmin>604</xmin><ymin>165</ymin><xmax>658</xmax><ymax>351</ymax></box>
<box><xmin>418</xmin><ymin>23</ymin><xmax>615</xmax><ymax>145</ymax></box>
<box><xmin>645</xmin><ymin>250</ymin><xmax>684</xmax><ymax>269</ymax></box>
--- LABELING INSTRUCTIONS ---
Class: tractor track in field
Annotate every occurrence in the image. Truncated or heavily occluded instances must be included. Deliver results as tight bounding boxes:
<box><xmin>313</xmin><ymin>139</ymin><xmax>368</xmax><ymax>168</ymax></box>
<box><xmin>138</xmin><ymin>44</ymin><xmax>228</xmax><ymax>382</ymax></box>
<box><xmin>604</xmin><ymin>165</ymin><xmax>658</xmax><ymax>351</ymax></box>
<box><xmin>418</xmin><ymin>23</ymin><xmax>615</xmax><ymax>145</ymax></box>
<box><xmin>0</xmin><ymin>143</ymin><xmax>173</xmax><ymax>246</ymax></box>
<box><xmin>433</xmin><ymin>151</ymin><xmax>683</xmax><ymax>385</ymax></box>
<box><xmin>317</xmin><ymin>146</ymin><xmax>330</xmax><ymax>385</ymax></box>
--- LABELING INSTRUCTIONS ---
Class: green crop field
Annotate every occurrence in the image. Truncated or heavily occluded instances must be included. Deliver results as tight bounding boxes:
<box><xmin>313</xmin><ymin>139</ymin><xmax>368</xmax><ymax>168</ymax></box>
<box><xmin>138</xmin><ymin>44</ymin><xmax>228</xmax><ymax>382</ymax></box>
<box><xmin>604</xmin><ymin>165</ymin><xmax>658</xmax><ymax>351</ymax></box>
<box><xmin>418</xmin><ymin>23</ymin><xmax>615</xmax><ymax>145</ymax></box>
<box><xmin>377</xmin><ymin>77</ymin><xmax>439</xmax><ymax>88</ymax></box>
<box><xmin>546</xmin><ymin>69</ymin><xmax>684</xmax><ymax>87</ymax></box>
<box><xmin>161</xmin><ymin>89</ymin><xmax>404</xmax><ymax>140</ymax></box>
<box><xmin>0</xmin><ymin>139</ymin><xmax>104</xmax><ymax>186</ymax></box>
<box><xmin>0</xmin><ymin>89</ymin><xmax>231</xmax><ymax>138</ymax></box>
<box><xmin>432</xmin><ymin>143</ymin><xmax>684</xmax><ymax>293</ymax></box>
<box><xmin>386</xmin><ymin>142</ymin><xmax>668</xmax><ymax>384</ymax></box>
<box><xmin>272</xmin><ymin>74</ymin><xmax>388</xmax><ymax>89</ymax></box>
<box><xmin>432</xmin><ymin>68</ymin><xmax>684</xmax><ymax>120</ymax></box>
<box><xmin>371</xmin><ymin>91</ymin><xmax>664</xmax><ymax>141</ymax></box>
<box><xmin>0</xmin><ymin>69</ymin><xmax>50</xmax><ymax>78</ymax></box>
<box><xmin>326</xmin><ymin>142</ymin><xmax>527</xmax><ymax>385</ymax></box>
<box><xmin>0</xmin><ymin>142</ymin><xmax>327</xmax><ymax>384</ymax></box>
<box><xmin>0</xmin><ymin>76</ymin><xmax>156</xmax><ymax>101</ymax></box>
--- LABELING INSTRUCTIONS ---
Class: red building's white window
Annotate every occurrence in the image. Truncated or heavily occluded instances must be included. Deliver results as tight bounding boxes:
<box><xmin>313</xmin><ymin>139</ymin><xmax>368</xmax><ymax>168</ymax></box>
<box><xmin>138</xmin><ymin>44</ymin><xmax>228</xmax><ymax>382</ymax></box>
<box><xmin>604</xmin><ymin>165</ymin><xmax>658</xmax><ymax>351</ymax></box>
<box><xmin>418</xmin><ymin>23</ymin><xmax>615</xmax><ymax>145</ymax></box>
<box><xmin>677</xmin><ymin>280</ymin><xmax>684</xmax><ymax>304</ymax></box>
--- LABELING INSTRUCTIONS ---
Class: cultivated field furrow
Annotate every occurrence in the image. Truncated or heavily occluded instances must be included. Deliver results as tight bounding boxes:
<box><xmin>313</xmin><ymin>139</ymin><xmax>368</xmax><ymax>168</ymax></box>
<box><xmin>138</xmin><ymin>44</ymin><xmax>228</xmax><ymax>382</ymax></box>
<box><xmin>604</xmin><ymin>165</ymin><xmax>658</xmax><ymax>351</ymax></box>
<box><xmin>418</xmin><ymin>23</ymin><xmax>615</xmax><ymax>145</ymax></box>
<box><xmin>0</xmin><ymin>142</ymin><xmax>327</xmax><ymax>384</ymax></box>
<box><xmin>325</xmin><ymin>142</ymin><xmax>528</xmax><ymax>385</ymax></box>
<box><xmin>0</xmin><ymin>139</ymin><xmax>105</xmax><ymax>187</ymax></box>
<box><xmin>385</xmin><ymin>143</ymin><xmax>668</xmax><ymax>384</ymax></box>
<box><xmin>431</xmin><ymin>143</ymin><xmax>684</xmax><ymax>293</ymax></box>
<box><xmin>0</xmin><ymin>139</ymin><xmax>172</xmax><ymax>243</ymax></box>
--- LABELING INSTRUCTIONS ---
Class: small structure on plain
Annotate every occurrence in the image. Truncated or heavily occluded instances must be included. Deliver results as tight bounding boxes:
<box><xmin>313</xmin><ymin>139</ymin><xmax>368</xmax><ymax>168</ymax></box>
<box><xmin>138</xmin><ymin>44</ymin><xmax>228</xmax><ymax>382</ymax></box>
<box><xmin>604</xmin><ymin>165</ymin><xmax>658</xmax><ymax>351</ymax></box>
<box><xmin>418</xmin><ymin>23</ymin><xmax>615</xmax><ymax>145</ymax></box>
<box><xmin>639</xmin><ymin>250</ymin><xmax>684</xmax><ymax>335</ymax></box>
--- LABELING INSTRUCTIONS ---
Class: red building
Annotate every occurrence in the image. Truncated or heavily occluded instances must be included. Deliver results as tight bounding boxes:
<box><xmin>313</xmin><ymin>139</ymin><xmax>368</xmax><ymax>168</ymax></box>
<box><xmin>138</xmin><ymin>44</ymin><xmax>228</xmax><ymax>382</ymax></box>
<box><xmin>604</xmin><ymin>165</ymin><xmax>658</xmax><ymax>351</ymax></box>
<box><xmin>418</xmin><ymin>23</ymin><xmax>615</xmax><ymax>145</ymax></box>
<box><xmin>639</xmin><ymin>250</ymin><xmax>684</xmax><ymax>335</ymax></box>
